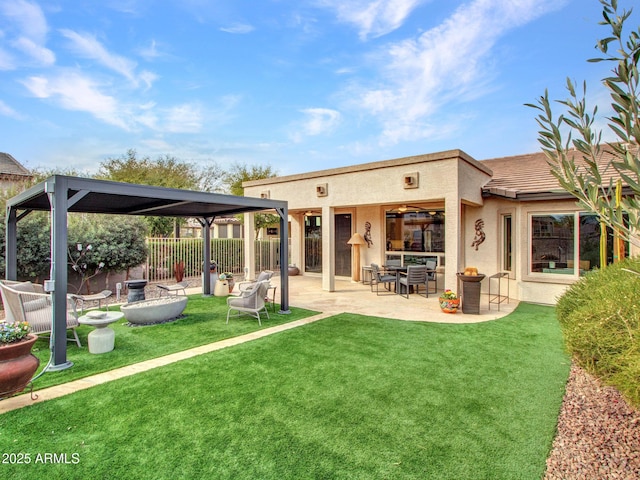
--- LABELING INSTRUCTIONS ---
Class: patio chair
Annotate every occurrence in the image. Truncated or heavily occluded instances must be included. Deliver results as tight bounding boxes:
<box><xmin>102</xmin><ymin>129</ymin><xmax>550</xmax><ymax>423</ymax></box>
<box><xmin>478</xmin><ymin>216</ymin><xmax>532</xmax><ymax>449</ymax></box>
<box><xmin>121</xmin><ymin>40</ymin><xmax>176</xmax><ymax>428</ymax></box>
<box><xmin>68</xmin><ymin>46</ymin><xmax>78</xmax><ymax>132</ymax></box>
<box><xmin>370</xmin><ymin>264</ymin><xmax>397</xmax><ymax>295</ymax></box>
<box><xmin>236</xmin><ymin>270</ymin><xmax>274</xmax><ymax>294</ymax></box>
<box><xmin>425</xmin><ymin>260</ymin><xmax>438</xmax><ymax>296</ymax></box>
<box><xmin>397</xmin><ymin>265</ymin><xmax>428</xmax><ymax>299</ymax></box>
<box><xmin>226</xmin><ymin>280</ymin><xmax>270</xmax><ymax>326</ymax></box>
<box><xmin>0</xmin><ymin>280</ymin><xmax>82</xmax><ymax>347</ymax></box>
<box><xmin>73</xmin><ymin>289</ymin><xmax>112</xmax><ymax>313</ymax></box>
<box><xmin>157</xmin><ymin>281</ymin><xmax>189</xmax><ymax>297</ymax></box>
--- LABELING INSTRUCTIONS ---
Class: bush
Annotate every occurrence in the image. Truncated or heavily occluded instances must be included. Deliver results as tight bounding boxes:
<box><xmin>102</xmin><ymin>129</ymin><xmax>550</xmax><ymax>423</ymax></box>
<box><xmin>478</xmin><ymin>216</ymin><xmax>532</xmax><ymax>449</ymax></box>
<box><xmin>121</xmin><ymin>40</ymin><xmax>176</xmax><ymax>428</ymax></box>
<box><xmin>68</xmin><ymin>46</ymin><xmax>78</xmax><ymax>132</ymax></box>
<box><xmin>556</xmin><ymin>257</ymin><xmax>640</xmax><ymax>408</ymax></box>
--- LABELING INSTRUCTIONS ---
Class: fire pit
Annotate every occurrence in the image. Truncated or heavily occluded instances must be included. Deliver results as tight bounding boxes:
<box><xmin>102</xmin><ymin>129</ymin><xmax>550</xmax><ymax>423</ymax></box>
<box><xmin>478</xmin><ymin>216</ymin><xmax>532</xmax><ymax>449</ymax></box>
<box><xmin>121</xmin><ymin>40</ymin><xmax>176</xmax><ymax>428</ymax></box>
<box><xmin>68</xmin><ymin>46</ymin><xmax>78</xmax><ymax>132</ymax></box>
<box><xmin>121</xmin><ymin>297</ymin><xmax>188</xmax><ymax>326</ymax></box>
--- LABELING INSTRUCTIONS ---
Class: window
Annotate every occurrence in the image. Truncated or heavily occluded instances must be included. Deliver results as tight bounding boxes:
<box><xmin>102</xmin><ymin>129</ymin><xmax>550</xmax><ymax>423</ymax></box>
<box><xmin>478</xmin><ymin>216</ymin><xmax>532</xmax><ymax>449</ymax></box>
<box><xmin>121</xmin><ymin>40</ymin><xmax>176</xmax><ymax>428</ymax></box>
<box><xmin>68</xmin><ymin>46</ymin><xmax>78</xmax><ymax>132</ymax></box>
<box><xmin>218</xmin><ymin>224</ymin><xmax>228</xmax><ymax>239</ymax></box>
<box><xmin>530</xmin><ymin>212</ymin><xmax>628</xmax><ymax>276</ymax></box>
<box><xmin>385</xmin><ymin>210</ymin><xmax>444</xmax><ymax>253</ymax></box>
<box><xmin>531</xmin><ymin>214</ymin><xmax>575</xmax><ymax>274</ymax></box>
<box><xmin>502</xmin><ymin>214</ymin><xmax>513</xmax><ymax>272</ymax></box>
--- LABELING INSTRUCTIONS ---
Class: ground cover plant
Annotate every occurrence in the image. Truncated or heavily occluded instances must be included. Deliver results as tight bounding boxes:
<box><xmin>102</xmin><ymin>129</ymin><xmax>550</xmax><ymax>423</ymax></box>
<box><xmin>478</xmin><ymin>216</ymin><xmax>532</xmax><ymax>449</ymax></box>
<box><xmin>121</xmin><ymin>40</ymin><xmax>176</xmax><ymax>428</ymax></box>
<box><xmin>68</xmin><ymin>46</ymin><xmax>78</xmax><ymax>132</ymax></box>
<box><xmin>1</xmin><ymin>303</ymin><xmax>569</xmax><ymax>480</ymax></box>
<box><xmin>556</xmin><ymin>256</ymin><xmax>640</xmax><ymax>408</ymax></box>
<box><xmin>28</xmin><ymin>295</ymin><xmax>317</xmax><ymax>391</ymax></box>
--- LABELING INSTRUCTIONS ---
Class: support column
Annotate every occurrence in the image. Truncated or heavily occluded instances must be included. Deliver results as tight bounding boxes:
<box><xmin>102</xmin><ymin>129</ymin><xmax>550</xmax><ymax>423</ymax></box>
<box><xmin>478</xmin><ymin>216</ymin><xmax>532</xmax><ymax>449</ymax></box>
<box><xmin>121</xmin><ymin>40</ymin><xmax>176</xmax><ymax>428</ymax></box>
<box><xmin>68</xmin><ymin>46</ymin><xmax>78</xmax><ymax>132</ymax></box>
<box><xmin>244</xmin><ymin>212</ymin><xmax>256</xmax><ymax>282</ymax></box>
<box><xmin>322</xmin><ymin>206</ymin><xmax>335</xmax><ymax>292</ymax></box>
<box><xmin>443</xmin><ymin>196</ymin><xmax>461</xmax><ymax>293</ymax></box>
<box><xmin>48</xmin><ymin>176</ymin><xmax>73</xmax><ymax>371</ymax></box>
<box><xmin>199</xmin><ymin>217</ymin><xmax>214</xmax><ymax>296</ymax></box>
<box><xmin>5</xmin><ymin>206</ymin><xmax>17</xmax><ymax>280</ymax></box>
<box><xmin>277</xmin><ymin>207</ymin><xmax>290</xmax><ymax>313</ymax></box>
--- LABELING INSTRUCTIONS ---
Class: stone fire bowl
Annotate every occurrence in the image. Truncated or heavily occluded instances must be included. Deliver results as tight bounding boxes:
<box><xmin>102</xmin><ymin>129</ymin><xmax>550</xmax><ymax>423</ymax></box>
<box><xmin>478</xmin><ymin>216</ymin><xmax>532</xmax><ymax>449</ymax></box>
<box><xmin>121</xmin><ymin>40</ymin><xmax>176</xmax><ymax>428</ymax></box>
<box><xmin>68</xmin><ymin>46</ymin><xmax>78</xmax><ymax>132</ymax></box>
<box><xmin>121</xmin><ymin>296</ymin><xmax>188</xmax><ymax>326</ymax></box>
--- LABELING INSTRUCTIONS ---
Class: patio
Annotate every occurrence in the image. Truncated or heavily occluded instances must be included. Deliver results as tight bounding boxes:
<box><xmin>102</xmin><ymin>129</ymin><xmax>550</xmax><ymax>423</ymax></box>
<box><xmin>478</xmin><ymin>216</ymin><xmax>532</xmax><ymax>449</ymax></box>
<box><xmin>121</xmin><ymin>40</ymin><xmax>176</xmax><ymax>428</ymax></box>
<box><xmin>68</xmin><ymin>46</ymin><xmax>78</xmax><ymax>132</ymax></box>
<box><xmin>267</xmin><ymin>274</ymin><xmax>518</xmax><ymax>324</ymax></box>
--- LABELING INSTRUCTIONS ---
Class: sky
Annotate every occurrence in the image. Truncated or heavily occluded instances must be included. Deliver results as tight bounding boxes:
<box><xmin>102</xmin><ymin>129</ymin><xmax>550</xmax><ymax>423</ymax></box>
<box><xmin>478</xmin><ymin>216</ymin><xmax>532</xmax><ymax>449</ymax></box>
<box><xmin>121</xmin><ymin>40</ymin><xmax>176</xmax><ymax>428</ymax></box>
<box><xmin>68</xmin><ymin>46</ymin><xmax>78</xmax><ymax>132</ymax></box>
<box><xmin>0</xmin><ymin>0</ymin><xmax>630</xmax><ymax>178</ymax></box>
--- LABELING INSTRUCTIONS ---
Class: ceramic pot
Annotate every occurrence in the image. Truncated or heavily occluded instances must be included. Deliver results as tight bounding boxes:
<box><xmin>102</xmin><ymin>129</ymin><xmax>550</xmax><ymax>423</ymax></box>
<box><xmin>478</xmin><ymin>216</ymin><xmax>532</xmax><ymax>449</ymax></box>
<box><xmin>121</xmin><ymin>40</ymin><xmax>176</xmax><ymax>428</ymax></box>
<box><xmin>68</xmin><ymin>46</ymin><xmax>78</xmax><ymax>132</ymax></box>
<box><xmin>439</xmin><ymin>298</ymin><xmax>460</xmax><ymax>314</ymax></box>
<box><xmin>0</xmin><ymin>334</ymin><xmax>40</xmax><ymax>399</ymax></box>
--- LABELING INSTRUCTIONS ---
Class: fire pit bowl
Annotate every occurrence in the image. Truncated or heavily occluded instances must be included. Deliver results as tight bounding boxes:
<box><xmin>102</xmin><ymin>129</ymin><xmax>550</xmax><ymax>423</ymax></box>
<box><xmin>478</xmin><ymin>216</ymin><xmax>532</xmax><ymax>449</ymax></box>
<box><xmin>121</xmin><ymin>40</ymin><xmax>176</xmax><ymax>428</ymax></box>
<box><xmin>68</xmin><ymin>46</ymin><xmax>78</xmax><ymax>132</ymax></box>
<box><xmin>121</xmin><ymin>296</ymin><xmax>188</xmax><ymax>326</ymax></box>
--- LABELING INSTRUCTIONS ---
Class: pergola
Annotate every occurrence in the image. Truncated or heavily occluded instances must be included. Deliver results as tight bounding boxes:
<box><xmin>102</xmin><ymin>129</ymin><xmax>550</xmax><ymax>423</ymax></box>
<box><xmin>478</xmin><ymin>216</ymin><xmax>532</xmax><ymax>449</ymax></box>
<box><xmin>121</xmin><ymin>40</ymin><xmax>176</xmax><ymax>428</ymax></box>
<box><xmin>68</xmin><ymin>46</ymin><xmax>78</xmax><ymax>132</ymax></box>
<box><xmin>5</xmin><ymin>175</ymin><xmax>289</xmax><ymax>370</ymax></box>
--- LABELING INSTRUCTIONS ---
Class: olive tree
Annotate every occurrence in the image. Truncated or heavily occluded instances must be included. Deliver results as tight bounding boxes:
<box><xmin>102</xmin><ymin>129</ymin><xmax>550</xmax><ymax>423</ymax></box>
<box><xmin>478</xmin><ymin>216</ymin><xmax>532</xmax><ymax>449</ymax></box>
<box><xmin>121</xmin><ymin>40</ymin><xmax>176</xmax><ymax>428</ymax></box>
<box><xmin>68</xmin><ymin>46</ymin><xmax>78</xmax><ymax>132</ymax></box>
<box><xmin>527</xmin><ymin>0</ymin><xmax>640</xmax><ymax>249</ymax></box>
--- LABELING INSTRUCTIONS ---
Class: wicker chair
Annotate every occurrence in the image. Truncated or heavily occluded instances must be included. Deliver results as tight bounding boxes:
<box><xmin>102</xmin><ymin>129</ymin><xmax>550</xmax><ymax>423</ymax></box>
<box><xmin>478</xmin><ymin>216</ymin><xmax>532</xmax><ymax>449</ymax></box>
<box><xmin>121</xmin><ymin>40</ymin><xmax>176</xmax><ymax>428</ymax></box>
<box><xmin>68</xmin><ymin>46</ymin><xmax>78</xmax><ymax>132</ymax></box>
<box><xmin>0</xmin><ymin>280</ymin><xmax>81</xmax><ymax>347</ymax></box>
<box><xmin>226</xmin><ymin>280</ymin><xmax>270</xmax><ymax>326</ymax></box>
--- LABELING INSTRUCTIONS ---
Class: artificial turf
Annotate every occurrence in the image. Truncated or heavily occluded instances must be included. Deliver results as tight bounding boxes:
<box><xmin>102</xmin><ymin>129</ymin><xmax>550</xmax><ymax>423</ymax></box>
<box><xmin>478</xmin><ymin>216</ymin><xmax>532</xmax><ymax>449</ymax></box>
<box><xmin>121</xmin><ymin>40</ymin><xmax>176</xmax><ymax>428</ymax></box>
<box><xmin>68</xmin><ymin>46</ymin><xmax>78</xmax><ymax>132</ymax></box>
<box><xmin>0</xmin><ymin>303</ymin><xmax>569</xmax><ymax>479</ymax></box>
<box><xmin>27</xmin><ymin>294</ymin><xmax>318</xmax><ymax>390</ymax></box>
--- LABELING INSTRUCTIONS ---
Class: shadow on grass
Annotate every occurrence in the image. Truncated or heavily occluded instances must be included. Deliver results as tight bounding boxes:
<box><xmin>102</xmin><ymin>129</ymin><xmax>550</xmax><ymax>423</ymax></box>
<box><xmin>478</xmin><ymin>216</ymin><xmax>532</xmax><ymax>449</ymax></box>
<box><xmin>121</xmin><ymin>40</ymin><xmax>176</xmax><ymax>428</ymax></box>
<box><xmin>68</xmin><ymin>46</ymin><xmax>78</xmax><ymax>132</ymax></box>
<box><xmin>29</xmin><ymin>294</ymin><xmax>319</xmax><ymax>391</ymax></box>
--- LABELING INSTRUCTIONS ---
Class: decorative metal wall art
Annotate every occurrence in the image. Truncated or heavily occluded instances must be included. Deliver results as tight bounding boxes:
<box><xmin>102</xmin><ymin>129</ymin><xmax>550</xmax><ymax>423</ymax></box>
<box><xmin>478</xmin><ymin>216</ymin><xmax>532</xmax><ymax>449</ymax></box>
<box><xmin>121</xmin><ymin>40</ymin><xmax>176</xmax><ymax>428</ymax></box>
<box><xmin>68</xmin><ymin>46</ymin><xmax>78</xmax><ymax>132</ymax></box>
<box><xmin>471</xmin><ymin>218</ymin><xmax>486</xmax><ymax>250</ymax></box>
<box><xmin>364</xmin><ymin>221</ymin><xmax>373</xmax><ymax>248</ymax></box>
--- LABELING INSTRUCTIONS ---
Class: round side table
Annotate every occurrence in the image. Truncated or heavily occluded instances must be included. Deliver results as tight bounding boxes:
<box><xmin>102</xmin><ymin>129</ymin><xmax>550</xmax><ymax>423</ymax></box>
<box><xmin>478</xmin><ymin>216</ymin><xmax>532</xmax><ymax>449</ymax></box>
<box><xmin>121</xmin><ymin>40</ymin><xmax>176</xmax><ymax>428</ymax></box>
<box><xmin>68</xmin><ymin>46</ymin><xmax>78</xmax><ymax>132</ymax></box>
<box><xmin>78</xmin><ymin>311</ymin><xmax>124</xmax><ymax>354</ymax></box>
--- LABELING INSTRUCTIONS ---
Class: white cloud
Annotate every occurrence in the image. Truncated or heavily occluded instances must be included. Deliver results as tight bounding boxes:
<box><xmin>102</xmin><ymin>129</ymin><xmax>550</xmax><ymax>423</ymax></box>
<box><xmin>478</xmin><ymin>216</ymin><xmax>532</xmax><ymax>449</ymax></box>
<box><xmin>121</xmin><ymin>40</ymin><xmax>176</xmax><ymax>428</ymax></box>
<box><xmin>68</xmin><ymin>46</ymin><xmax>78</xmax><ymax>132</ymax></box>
<box><xmin>0</xmin><ymin>99</ymin><xmax>22</xmax><ymax>118</ymax></box>
<box><xmin>60</xmin><ymin>29</ymin><xmax>155</xmax><ymax>88</ymax></box>
<box><xmin>0</xmin><ymin>0</ymin><xmax>55</xmax><ymax>66</ymax></box>
<box><xmin>220</xmin><ymin>23</ymin><xmax>255</xmax><ymax>34</ymax></box>
<box><xmin>352</xmin><ymin>0</ymin><xmax>566</xmax><ymax>145</ymax></box>
<box><xmin>317</xmin><ymin>0</ymin><xmax>427</xmax><ymax>40</ymax></box>
<box><xmin>164</xmin><ymin>103</ymin><xmax>203</xmax><ymax>133</ymax></box>
<box><xmin>292</xmin><ymin>108</ymin><xmax>342</xmax><ymax>141</ymax></box>
<box><xmin>21</xmin><ymin>71</ymin><xmax>129</xmax><ymax>129</ymax></box>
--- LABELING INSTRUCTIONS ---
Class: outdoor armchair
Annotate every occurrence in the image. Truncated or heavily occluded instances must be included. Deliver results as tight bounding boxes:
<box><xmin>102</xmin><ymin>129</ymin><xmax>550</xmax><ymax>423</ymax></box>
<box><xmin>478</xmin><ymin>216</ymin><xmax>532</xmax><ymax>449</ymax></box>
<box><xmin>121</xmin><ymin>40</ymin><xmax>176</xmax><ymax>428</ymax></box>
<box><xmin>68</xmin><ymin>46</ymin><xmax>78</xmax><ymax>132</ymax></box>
<box><xmin>226</xmin><ymin>280</ymin><xmax>270</xmax><ymax>326</ymax></box>
<box><xmin>397</xmin><ymin>265</ymin><xmax>428</xmax><ymax>299</ymax></box>
<box><xmin>0</xmin><ymin>280</ymin><xmax>82</xmax><ymax>347</ymax></box>
<box><xmin>236</xmin><ymin>270</ymin><xmax>274</xmax><ymax>293</ymax></box>
<box><xmin>425</xmin><ymin>260</ymin><xmax>438</xmax><ymax>296</ymax></box>
<box><xmin>370</xmin><ymin>264</ymin><xmax>397</xmax><ymax>295</ymax></box>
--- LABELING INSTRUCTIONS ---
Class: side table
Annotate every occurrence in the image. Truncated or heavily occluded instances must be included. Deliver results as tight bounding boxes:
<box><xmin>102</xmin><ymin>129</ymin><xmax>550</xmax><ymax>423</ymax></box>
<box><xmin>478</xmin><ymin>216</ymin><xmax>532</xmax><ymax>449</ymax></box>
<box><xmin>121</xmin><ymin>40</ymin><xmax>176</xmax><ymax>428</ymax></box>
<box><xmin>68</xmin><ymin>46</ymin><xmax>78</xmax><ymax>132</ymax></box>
<box><xmin>78</xmin><ymin>311</ymin><xmax>124</xmax><ymax>354</ymax></box>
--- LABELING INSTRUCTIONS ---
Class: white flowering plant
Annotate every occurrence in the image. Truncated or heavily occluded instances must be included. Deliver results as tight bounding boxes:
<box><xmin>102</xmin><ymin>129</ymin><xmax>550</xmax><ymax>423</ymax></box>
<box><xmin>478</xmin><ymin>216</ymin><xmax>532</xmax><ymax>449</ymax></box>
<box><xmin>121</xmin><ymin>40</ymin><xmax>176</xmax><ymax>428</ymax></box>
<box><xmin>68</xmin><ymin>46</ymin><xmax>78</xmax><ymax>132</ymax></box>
<box><xmin>0</xmin><ymin>321</ymin><xmax>31</xmax><ymax>345</ymax></box>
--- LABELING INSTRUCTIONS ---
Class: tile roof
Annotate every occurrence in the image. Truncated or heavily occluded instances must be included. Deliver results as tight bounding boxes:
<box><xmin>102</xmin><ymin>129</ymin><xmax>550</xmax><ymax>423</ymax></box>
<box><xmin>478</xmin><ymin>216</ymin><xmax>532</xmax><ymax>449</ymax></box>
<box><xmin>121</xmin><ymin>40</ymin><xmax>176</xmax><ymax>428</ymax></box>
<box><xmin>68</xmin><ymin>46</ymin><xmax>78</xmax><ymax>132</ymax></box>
<box><xmin>481</xmin><ymin>147</ymin><xmax>626</xmax><ymax>199</ymax></box>
<box><xmin>0</xmin><ymin>152</ymin><xmax>31</xmax><ymax>177</ymax></box>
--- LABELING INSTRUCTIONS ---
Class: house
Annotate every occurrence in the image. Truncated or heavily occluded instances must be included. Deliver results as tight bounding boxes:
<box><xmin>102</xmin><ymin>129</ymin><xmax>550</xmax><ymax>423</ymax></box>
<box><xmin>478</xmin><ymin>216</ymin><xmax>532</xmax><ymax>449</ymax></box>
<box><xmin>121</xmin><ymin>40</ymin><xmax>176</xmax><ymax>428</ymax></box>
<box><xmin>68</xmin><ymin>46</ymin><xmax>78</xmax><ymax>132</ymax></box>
<box><xmin>183</xmin><ymin>216</ymin><xmax>243</xmax><ymax>239</ymax></box>
<box><xmin>0</xmin><ymin>153</ymin><xmax>32</xmax><ymax>192</ymax></box>
<box><xmin>243</xmin><ymin>148</ymin><xmax>638</xmax><ymax>305</ymax></box>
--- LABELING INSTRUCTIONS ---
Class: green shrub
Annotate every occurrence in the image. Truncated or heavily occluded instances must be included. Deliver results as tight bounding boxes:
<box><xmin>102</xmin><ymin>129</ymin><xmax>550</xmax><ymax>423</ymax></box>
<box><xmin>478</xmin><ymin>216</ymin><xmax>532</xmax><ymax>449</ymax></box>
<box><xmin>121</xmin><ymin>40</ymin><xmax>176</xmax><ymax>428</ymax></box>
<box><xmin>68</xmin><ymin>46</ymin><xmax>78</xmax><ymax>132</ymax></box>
<box><xmin>556</xmin><ymin>257</ymin><xmax>640</xmax><ymax>408</ymax></box>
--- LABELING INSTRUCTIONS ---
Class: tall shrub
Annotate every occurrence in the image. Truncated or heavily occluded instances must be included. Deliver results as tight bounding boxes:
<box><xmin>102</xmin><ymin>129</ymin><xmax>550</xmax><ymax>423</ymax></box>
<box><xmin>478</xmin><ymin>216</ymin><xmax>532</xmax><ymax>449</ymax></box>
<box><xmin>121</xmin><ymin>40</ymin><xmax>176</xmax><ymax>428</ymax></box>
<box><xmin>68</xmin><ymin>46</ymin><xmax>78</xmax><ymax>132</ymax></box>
<box><xmin>556</xmin><ymin>257</ymin><xmax>640</xmax><ymax>407</ymax></box>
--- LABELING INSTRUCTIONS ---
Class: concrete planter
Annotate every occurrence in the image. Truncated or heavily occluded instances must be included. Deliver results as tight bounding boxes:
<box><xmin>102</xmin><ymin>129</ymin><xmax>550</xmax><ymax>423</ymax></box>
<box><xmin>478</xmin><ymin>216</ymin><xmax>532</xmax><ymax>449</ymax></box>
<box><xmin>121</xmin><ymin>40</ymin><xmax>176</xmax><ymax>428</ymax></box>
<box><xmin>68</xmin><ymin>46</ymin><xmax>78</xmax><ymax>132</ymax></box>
<box><xmin>121</xmin><ymin>297</ymin><xmax>188</xmax><ymax>326</ymax></box>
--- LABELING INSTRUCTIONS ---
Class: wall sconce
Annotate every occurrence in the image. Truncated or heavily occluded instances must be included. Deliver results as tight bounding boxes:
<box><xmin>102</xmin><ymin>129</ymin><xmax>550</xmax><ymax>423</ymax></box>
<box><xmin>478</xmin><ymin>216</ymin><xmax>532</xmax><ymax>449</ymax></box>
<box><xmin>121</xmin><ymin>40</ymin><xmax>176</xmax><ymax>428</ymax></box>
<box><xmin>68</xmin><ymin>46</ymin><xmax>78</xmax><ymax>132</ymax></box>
<box><xmin>403</xmin><ymin>172</ymin><xmax>419</xmax><ymax>189</ymax></box>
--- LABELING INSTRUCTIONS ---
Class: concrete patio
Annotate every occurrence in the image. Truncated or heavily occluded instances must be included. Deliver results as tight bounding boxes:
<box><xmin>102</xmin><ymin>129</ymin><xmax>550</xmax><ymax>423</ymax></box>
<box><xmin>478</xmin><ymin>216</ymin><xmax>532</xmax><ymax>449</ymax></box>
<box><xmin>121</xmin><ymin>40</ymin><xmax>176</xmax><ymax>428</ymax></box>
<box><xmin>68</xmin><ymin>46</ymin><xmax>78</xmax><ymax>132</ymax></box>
<box><xmin>268</xmin><ymin>274</ymin><xmax>517</xmax><ymax>324</ymax></box>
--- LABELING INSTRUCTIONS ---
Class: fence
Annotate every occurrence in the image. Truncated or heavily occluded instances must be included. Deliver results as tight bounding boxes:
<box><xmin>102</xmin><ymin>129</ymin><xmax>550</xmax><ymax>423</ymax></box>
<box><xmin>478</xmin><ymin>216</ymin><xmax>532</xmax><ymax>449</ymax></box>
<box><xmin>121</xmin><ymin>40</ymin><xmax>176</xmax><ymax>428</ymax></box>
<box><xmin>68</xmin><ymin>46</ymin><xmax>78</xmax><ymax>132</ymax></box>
<box><xmin>144</xmin><ymin>238</ymin><xmax>284</xmax><ymax>283</ymax></box>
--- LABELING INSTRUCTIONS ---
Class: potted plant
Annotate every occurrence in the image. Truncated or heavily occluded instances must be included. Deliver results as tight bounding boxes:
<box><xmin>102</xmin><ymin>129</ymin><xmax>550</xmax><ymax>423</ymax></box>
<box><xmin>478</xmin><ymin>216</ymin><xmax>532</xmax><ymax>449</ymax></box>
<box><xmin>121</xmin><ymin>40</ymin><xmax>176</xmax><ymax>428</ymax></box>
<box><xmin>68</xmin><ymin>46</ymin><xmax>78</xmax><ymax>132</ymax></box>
<box><xmin>219</xmin><ymin>272</ymin><xmax>235</xmax><ymax>292</ymax></box>
<box><xmin>0</xmin><ymin>321</ymin><xmax>40</xmax><ymax>399</ymax></box>
<box><xmin>439</xmin><ymin>289</ymin><xmax>460</xmax><ymax>314</ymax></box>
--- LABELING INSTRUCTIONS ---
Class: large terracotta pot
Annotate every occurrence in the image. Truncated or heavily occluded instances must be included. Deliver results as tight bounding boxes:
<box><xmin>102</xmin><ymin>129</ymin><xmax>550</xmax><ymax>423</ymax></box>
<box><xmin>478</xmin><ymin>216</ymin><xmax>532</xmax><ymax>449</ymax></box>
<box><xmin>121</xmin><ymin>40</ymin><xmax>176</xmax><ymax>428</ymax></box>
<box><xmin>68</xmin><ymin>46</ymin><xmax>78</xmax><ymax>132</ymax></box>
<box><xmin>0</xmin><ymin>334</ymin><xmax>40</xmax><ymax>399</ymax></box>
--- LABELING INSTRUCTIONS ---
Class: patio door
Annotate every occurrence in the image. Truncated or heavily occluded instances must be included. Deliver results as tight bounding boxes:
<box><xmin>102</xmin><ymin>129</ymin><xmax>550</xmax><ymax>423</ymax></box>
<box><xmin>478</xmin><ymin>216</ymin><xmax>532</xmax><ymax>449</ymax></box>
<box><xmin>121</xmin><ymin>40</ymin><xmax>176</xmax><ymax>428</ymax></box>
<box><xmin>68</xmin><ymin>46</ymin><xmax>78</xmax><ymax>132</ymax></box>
<box><xmin>335</xmin><ymin>214</ymin><xmax>352</xmax><ymax>277</ymax></box>
<box><xmin>304</xmin><ymin>215</ymin><xmax>322</xmax><ymax>273</ymax></box>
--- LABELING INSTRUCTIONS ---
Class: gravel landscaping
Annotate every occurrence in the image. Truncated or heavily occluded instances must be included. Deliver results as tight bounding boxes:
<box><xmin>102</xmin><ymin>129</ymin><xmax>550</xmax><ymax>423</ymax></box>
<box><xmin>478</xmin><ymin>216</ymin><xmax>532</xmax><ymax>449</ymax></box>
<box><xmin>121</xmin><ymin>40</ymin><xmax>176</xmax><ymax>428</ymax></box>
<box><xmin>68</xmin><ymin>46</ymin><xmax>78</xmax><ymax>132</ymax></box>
<box><xmin>545</xmin><ymin>363</ymin><xmax>640</xmax><ymax>479</ymax></box>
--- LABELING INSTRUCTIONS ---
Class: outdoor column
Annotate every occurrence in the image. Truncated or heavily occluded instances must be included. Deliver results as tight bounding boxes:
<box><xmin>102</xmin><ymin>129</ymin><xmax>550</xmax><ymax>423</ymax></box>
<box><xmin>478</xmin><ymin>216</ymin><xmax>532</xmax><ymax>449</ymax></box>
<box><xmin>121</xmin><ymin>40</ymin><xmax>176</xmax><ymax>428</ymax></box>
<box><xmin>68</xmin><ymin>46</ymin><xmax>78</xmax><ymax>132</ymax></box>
<box><xmin>5</xmin><ymin>206</ymin><xmax>17</xmax><ymax>280</ymax></box>
<box><xmin>277</xmin><ymin>206</ymin><xmax>290</xmax><ymax>313</ymax></box>
<box><xmin>443</xmin><ymin>196</ymin><xmax>461</xmax><ymax>294</ymax></box>
<box><xmin>200</xmin><ymin>217</ymin><xmax>214</xmax><ymax>296</ymax></box>
<box><xmin>244</xmin><ymin>212</ymin><xmax>256</xmax><ymax>282</ymax></box>
<box><xmin>322</xmin><ymin>206</ymin><xmax>335</xmax><ymax>292</ymax></box>
<box><xmin>48</xmin><ymin>176</ymin><xmax>73</xmax><ymax>371</ymax></box>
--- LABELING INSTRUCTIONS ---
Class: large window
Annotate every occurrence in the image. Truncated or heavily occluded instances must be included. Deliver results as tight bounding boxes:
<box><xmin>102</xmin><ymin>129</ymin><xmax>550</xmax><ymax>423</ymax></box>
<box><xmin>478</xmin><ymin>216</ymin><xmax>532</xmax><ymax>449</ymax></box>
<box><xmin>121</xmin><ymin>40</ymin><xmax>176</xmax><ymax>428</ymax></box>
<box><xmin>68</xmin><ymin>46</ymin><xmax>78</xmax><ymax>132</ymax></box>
<box><xmin>531</xmin><ymin>214</ymin><xmax>575</xmax><ymax>274</ymax></box>
<box><xmin>385</xmin><ymin>210</ymin><xmax>444</xmax><ymax>253</ymax></box>
<box><xmin>530</xmin><ymin>212</ymin><xmax>628</xmax><ymax>275</ymax></box>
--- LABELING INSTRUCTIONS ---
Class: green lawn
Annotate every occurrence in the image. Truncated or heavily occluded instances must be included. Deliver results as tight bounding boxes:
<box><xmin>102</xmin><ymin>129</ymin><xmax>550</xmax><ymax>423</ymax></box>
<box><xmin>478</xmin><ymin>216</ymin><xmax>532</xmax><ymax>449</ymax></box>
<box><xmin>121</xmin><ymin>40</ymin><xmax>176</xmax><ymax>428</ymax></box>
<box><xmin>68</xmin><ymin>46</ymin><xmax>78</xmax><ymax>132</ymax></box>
<box><xmin>28</xmin><ymin>295</ymin><xmax>318</xmax><ymax>390</ymax></box>
<box><xmin>0</xmin><ymin>303</ymin><xmax>569</xmax><ymax>480</ymax></box>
